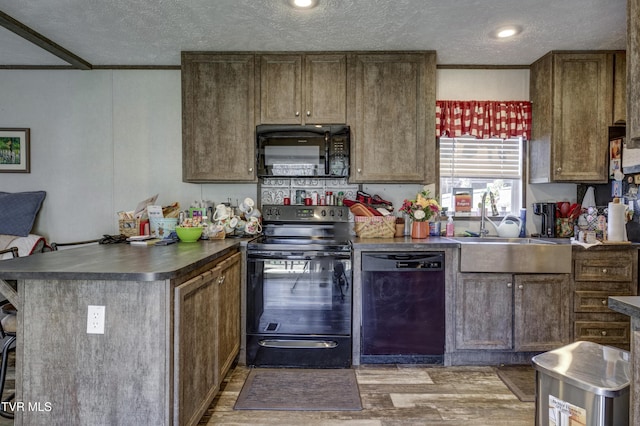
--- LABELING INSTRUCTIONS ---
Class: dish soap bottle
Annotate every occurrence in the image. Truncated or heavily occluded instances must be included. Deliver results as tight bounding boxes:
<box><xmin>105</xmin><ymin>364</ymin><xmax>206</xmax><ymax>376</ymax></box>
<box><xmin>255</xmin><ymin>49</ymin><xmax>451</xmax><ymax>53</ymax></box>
<box><xmin>446</xmin><ymin>213</ymin><xmax>455</xmax><ymax>237</ymax></box>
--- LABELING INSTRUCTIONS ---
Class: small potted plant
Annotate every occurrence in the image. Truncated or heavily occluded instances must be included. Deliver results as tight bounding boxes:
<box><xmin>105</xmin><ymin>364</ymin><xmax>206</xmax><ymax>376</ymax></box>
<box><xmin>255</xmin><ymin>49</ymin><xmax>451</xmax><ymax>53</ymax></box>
<box><xmin>400</xmin><ymin>187</ymin><xmax>441</xmax><ymax>239</ymax></box>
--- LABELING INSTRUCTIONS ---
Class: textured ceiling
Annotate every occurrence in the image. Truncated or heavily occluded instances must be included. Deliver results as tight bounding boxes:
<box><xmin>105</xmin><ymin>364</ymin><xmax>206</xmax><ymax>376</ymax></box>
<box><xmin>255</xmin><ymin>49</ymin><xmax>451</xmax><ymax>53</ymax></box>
<box><xmin>0</xmin><ymin>0</ymin><xmax>628</xmax><ymax>67</ymax></box>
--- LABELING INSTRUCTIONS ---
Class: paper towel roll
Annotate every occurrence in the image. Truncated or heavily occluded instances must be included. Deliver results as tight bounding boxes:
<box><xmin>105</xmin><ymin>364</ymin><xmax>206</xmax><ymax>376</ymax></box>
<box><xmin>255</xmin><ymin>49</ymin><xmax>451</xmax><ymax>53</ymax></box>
<box><xmin>607</xmin><ymin>201</ymin><xmax>627</xmax><ymax>242</ymax></box>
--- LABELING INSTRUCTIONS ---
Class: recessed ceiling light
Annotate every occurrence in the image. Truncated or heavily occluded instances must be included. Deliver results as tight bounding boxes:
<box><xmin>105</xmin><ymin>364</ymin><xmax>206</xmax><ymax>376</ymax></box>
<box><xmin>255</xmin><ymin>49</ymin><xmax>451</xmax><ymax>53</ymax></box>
<box><xmin>289</xmin><ymin>0</ymin><xmax>319</xmax><ymax>9</ymax></box>
<box><xmin>495</xmin><ymin>26</ymin><xmax>522</xmax><ymax>38</ymax></box>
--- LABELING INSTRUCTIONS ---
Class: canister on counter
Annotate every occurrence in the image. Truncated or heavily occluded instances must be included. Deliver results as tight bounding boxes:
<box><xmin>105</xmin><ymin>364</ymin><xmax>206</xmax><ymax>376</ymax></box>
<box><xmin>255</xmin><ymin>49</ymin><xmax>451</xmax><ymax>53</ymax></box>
<box><xmin>295</xmin><ymin>190</ymin><xmax>306</xmax><ymax>204</ymax></box>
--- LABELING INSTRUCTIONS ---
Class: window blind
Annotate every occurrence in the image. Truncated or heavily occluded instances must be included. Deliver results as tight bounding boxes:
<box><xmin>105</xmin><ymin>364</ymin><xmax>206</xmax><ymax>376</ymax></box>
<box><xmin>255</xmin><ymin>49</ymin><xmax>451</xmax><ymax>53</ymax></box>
<box><xmin>439</xmin><ymin>137</ymin><xmax>522</xmax><ymax>179</ymax></box>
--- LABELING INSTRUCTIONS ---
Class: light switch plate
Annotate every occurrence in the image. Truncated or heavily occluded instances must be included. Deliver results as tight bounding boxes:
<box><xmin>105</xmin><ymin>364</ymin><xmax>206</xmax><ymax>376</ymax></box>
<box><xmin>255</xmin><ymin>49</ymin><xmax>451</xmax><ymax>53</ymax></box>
<box><xmin>87</xmin><ymin>305</ymin><xmax>105</xmax><ymax>334</ymax></box>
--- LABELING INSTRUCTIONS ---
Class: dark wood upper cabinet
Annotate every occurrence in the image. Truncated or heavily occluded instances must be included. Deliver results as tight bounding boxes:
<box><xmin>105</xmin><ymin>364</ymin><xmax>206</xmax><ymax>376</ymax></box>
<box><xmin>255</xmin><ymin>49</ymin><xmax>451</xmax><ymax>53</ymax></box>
<box><xmin>347</xmin><ymin>52</ymin><xmax>436</xmax><ymax>183</ymax></box>
<box><xmin>182</xmin><ymin>53</ymin><xmax>257</xmax><ymax>182</ymax></box>
<box><xmin>529</xmin><ymin>51</ymin><xmax>624</xmax><ymax>183</ymax></box>
<box><xmin>628</xmin><ymin>0</ymin><xmax>640</xmax><ymax>149</ymax></box>
<box><xmin>259</xmin><ymin>53</ymin><xmax>347</xmax><ymax>124</ymax></box>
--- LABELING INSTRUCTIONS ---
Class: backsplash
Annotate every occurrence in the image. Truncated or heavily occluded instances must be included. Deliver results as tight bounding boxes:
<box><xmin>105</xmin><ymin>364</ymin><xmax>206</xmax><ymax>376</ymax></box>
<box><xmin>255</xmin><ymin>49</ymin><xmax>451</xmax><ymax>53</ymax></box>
<box><xmin>259</xmin><ymin>178</ymin><xmax>360</xmax><ymax>206</ymax></box>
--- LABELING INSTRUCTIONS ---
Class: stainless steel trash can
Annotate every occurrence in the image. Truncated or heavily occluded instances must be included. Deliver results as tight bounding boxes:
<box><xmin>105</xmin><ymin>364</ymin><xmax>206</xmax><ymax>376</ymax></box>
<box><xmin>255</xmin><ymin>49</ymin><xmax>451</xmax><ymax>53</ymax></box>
<box><xmin>532</xmin><ymin>341</ymin><xmax>630</xmax><ymax>426</ymax></box>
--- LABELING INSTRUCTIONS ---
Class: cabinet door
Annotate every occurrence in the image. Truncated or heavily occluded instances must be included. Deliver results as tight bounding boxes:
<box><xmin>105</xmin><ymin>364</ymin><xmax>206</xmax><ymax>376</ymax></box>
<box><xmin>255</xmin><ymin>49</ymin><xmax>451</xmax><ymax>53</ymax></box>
<box><xmin>630</xmin><ymin>0</ymin><xmax>640</xmax><ymax>149</ymax></box>
<box><xmin>349</xmin><ymin>52</ymin><xmax>436</xmax><ymax>183</ymax></box>
<box><xmin>182</xmin><ymin>53</ymin><xmax>256</xmax><ymax>182</ymax></box>
<box><xmin>304</xmin><ymin>54</ymin><xmax>347</xmax><ymax>124</ymax></box>
<box><xmin>455</xmin><ymin>273</ymin><xmax>513</xmax><ymax>350</ymax></box>
<box><xmin>216</xmin><ymin>252</ymin><xmax>242</xmax><ymax>381</ymax></box>
<box><xmin>613</xmin><ymin>52</ymin><xmax>626</xmax><ymax>125</ymax></box>
<box><xmin>551</xmin><ymin>53</ymin><xmax>612</xmax><ymax>182</ymax></box>
<box><xmin>513</xmin><ymin>274</ymin><xmax>571</xmax><ymax>352</ymax></box>
<box><xmin>260</xmin><ymin>55</ymin><xmax>302</xmax><ymax>124</ymax></box>
<box><xmin>174</xmin><ymin>267</ymin><xmax>220</xmax><ymax>426</ymax></box>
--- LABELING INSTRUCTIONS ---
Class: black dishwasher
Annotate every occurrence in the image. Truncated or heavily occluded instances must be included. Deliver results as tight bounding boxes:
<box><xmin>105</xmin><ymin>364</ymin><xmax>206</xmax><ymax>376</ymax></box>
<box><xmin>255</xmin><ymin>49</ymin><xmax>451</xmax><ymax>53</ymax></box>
<box><xmin>361</xmin><ymin>252</ymin><xmax>445</xmax><ymax>364</ymax></box>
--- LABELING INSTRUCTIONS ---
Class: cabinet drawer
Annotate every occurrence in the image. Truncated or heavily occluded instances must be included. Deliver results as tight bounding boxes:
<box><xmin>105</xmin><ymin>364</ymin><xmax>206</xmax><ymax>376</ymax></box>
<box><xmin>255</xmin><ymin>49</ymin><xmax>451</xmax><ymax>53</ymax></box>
<box><xmin>574</xmin><ymin>251</ymin><xmax>634</xmax><ymax>281</ymax></box>
<box><xmin>574</xmin><ymin>320</ymin><xmax>630</xmax><ymax>345</ymax></box>
<box><xmin>574</xmin><ymin>290</ymin><xmax>633</xmax><ymax>312</ymax></box>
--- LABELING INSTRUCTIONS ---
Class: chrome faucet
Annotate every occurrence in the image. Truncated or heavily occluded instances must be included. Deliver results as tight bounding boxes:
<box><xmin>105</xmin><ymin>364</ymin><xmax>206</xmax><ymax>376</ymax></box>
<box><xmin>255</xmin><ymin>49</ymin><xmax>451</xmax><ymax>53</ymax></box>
<box><xmin>480</xmin><ymin>191</ymin><xmax>489</xmax><ymax>237</ymax></box>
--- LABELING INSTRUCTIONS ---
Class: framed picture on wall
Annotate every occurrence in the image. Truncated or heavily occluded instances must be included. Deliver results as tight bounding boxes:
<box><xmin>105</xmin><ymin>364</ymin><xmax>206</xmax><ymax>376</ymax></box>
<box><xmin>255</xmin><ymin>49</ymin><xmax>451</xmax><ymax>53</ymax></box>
<box><xmin>0</xmin><ymin>128</ymin><xmax>30</xmax><ymax>173</ymax></box>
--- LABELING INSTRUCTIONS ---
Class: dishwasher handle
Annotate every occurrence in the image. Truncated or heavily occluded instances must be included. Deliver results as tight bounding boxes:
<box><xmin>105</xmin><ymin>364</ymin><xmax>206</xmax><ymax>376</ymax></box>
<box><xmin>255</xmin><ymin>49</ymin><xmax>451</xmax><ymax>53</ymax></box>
<box><xmin>395</xmin><ymin>261</ymin><xmax>439</xmax><ymax>269</ymax></box>
<box><xmin>362</xmin><ymin>252</ymin><xmax>444</xmax><ymax>271</ymax></box>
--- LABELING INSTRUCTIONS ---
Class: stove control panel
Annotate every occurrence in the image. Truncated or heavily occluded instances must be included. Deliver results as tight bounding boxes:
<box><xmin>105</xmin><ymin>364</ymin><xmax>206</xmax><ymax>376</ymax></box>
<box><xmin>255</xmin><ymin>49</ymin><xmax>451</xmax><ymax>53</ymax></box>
<box><xmin>262</xmin><ymin>205</ymin><xmax>350</xmax><ymax>222</ymax></box>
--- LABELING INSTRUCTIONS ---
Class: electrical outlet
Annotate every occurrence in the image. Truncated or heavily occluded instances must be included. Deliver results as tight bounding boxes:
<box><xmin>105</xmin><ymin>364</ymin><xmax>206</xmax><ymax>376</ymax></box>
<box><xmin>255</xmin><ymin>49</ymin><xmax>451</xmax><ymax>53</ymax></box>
<box><xmin>87</xmin><ymin>305</ymin><xmax>105</xmax><ymax>334</ymax></box>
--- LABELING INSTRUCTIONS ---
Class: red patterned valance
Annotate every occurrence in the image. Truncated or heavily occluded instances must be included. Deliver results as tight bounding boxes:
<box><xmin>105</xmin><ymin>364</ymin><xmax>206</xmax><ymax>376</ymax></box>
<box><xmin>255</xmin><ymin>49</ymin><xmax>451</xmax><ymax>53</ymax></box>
<box><xmin>436</xmin><ymin>100</ymin><xmax>532</xmax><ymax>140</ymax></box>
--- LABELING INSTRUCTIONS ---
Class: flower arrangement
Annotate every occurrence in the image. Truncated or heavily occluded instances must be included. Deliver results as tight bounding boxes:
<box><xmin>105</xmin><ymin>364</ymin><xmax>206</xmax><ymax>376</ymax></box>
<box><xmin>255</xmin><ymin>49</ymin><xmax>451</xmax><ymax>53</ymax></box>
<box><xmin>400</xmin><ymin>187</ymin><xmax>441</xmax><ymax>222</ymax></box>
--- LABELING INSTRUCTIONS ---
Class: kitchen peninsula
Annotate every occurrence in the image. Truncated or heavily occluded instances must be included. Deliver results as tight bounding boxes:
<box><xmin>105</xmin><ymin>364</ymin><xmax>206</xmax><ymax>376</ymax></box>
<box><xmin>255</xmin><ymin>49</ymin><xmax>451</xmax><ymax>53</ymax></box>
<box><xmin>0</xmin><ymin>240</ymin><xmax>246</xmax><ymax>426</ymax></box>
<box><xmin>0</xmin><ymin>235</ymin><xmax>637</xmax><ymax>424</ymax></box>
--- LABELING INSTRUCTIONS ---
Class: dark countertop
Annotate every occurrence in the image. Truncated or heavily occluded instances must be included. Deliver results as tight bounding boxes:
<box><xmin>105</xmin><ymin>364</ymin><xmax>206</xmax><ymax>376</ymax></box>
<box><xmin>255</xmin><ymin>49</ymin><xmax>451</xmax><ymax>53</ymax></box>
<box><xmin>0</xmin><ymin>238</ymin><xmax>252</xmax><ymax>281</ymax></box>
<box><xmin>1</xmin><ymin>234</ymin><xmax>635</xmax><ymax>281</ymax></box>
<box><xmin>351</xmin><ymin>236</ymin><xmax>460</xmax><ymax>249</ymax></box>
<box><xmin>609</xmin><ymin>296</ymin><xmax>640</xmax><ymax>318</ymax></box>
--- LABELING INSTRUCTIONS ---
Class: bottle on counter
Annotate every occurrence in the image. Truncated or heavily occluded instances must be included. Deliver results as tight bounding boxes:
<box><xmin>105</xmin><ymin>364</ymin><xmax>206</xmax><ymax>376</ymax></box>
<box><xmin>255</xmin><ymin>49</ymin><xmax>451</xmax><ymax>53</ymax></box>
<box><xmin>200</xmin><ymin>215</ymin><xmax>211</xmax><ymax>239</ymax></box>
<box><xmin>429</xmin><ymin>214</ymin><xmax>441</xmax><ymax>236</ymax></box>
<box><xmin>446</xmin><ymin>213</ymin><xmax>455</xmax><ymax>237</ymax></box>
<box><xmin>325</xmin><ymin>191</ymin><xmax>334</xmax><ymax>206</ymax></box>
<box><xmin>403</xmin><ymin>213</ymin><xmax>412</xmax><ymax>236</ymax></box>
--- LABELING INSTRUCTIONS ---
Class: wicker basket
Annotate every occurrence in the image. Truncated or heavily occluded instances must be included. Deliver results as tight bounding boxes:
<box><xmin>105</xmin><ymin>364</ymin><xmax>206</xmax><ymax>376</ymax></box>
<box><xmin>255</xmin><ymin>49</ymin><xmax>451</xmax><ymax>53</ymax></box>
<box><xmin>354</xmin><ymin>216</ymin><xmax>396</xmax><ymax>238</ymax></box>
<box><xmin>119</xmin><ymin>218</ymin><xmax>141</xmax><ymax>237</ymax></box>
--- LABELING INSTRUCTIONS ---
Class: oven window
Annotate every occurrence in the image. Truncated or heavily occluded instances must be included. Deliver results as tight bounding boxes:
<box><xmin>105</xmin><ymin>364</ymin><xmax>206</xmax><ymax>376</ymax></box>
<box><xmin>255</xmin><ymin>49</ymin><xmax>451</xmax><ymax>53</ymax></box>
<box><xmin>247</xmin><ymin>256</ymin><xmax>352</xmax><ymax>336</ymax></box>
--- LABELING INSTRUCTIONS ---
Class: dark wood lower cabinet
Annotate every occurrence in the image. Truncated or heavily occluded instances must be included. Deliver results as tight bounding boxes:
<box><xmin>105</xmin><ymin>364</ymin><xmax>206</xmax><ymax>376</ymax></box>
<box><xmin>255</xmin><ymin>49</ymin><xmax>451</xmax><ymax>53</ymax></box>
<box><xmin>513</xmin><ymin>274</ymin><xmax>571</xmax><ymax>352</ymax></box>
<box><xmin>175</xmin><ymin>251</ymin><xmax>241</xmax><ymax>426</ymax></box>
<box><xmin>572</xmin><ymin>248</ymin><xmax>638</xmax><ymax>350</ymax></box>
<box><xmin>16</xmin><ymin>249</ymin><xmax>241</xmax><ymax>426</ymax></box>
<box><xmin>453</xmin><ymin>272</ymin><xmax>571</xmax><ymax>364</ymax></box>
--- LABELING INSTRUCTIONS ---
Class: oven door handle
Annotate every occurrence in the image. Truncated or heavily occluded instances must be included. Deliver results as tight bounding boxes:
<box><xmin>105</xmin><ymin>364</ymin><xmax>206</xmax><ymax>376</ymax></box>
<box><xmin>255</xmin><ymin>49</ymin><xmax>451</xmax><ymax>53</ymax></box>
<box><xmin>259</xmin><ymin>339</ymin><xmax>338</xmax><ymax>349</ymax></box>
<box><xmin>249</xmin><ymin>251</ymin><xmax>350</xmax><ymax>260</ymax></box>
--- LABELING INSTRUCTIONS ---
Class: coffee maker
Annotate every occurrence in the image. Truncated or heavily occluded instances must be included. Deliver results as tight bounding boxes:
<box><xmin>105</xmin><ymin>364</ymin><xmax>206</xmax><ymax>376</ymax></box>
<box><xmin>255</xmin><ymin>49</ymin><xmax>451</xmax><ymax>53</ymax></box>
<box><xmin>532</xmin><ymin>203</ymin><xmax>556</xmax><ymax>237</ymax></box>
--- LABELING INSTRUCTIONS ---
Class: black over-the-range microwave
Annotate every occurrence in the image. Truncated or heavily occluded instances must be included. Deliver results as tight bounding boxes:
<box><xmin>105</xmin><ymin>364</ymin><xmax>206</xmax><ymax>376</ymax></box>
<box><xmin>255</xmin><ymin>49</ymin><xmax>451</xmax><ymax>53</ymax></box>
<box><xmin>256</xmin><ymin>124</ymin><xmax>350</xmax><ymax>178</ymax></box>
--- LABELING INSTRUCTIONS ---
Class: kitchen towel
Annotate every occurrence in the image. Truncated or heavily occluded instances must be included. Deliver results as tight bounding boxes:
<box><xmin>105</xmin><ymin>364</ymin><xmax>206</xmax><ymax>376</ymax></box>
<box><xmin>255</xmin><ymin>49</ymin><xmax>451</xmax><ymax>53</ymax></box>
<box><xmin>582</xmin><ymin>186</ymin><xmax>596</xmax><ymax>208</ymax></box>
<box><xmin>607</xmin><ymin>201</ymin><xmax>627</xmax><ymax>242</ymax></box>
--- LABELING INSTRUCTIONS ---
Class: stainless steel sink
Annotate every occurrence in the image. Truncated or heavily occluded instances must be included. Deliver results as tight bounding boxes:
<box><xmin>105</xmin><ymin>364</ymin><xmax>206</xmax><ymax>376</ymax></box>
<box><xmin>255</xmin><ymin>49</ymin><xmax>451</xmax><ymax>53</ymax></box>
<box><xmin>450</xmin><ymin>237</ymin><xmax>572</xmax><ymax>273</ymax></box>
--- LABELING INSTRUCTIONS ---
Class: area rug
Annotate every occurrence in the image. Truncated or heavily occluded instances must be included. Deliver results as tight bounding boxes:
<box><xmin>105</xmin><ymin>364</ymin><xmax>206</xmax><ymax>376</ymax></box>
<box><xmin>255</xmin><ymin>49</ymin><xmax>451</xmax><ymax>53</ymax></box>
<box><xmin>496</xmin><ymin>365</ymin><xmax>536</xmax><ymax>402</ymax></box>
<box><xmin>234</xmin><ymin>368</ymin><xmax>362</xmax><ymax>411</ymax></box>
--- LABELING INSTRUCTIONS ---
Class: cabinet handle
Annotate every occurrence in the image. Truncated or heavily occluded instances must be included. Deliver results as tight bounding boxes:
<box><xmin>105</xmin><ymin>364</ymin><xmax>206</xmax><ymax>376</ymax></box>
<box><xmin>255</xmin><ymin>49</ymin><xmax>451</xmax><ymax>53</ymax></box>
<box><xmin>218</xmin><ymin>275</ymin><xmax>226</xmax><ymax>285</ymax></box>
<box><xmin>306</xmin><ymin>110</ymin><xmax>311</xmax><ymax>117</ymax></box>
<box><xmin>602</xmin><ymin>268</ymin><xmax>608</xmax><ymax>273</ymax></box>
<box><xmin>518</xmin><ymin>284</ymin><xmax>523</xmax><ymax>289</ymax></box>
<box><xmin>601</xmin><ymin>330</ymin><xmax>607</xmax><ymax>336</ymax></box>
<box><xmin>357</xmin><ymin>168</ymin><xmax>362</xmax><ymax>173</ymax></box>
<box><xmin>507</xmin><ymin>283</ymin><xmax>512</xmax><ymax>288</ymax></box>
<box><xmin>249</xmin><ymin>167</ymin><xmax>253</xmax><ymax>172</ymax></box>
<box><xmin>556</xmin><ymin>167</ymin><xmax>562</xmax><ymax>173</ymax></box>
<box><xmin>295</xmin><ymin>111</ymin><xmax>300</xmax><ymax>117</ymax></box>
<box><xmin>601</xmin><ymin>299</ymin><xmax>607</xmax><ymax>305</ymax></box>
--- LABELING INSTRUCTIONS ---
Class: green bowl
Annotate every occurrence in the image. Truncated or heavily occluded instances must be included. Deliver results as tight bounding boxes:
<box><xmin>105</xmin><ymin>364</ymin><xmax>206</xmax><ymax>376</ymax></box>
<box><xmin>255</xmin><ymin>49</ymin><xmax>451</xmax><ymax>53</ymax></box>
<box><xmin>175</xmin><ymin>226</ymin><xmax>203</xmax><ymax>242</ymax></box>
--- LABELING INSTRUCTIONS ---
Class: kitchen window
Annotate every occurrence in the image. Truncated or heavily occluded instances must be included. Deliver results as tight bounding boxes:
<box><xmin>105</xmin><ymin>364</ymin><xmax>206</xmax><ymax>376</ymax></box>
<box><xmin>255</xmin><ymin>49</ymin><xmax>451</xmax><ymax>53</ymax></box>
<box><xmin>439</xmin><ymin>136</ymin><xmax>524</xmax><ymax>216</ymax></box>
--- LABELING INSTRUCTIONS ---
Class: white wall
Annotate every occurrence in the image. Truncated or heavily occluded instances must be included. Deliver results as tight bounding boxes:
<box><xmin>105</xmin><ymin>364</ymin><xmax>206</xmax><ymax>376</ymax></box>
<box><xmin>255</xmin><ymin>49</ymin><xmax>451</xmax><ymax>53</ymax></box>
<box><xmin>0</xmin><ymin>69</ymin><xmax>256</xmax><ymax>242</ymax></box>
<box><xmin>0</xmin><ymin>67</ymin><xmax>577</xmax><ymax>242</ymax></box>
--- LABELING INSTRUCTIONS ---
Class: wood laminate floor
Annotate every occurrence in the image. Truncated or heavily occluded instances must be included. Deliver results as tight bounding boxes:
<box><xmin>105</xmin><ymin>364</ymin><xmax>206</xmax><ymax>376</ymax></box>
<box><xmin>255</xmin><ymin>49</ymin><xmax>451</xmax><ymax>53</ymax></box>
<box><xmin>199</xmin><ymin>364</ymin><xmax>535</xmax><ymax>425</ymax></box>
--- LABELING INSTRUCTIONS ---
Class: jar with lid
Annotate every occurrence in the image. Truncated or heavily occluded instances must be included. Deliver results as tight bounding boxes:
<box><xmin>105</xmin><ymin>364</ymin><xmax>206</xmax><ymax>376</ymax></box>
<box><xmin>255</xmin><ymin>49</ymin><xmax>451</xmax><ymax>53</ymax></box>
<box><xmin>337</xmin><ymin>191</ymin><xmax>344</xmax><ymax>206</ymax></box>
<box><xmin>325</xmin><ymin>191</ymin><xmax>334</xmax><ymax>206</ymax></box>
<box><xmin>200</xmin><ymin>215</ymin><xmax>211</xmax><ymax>240</ymax></box>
